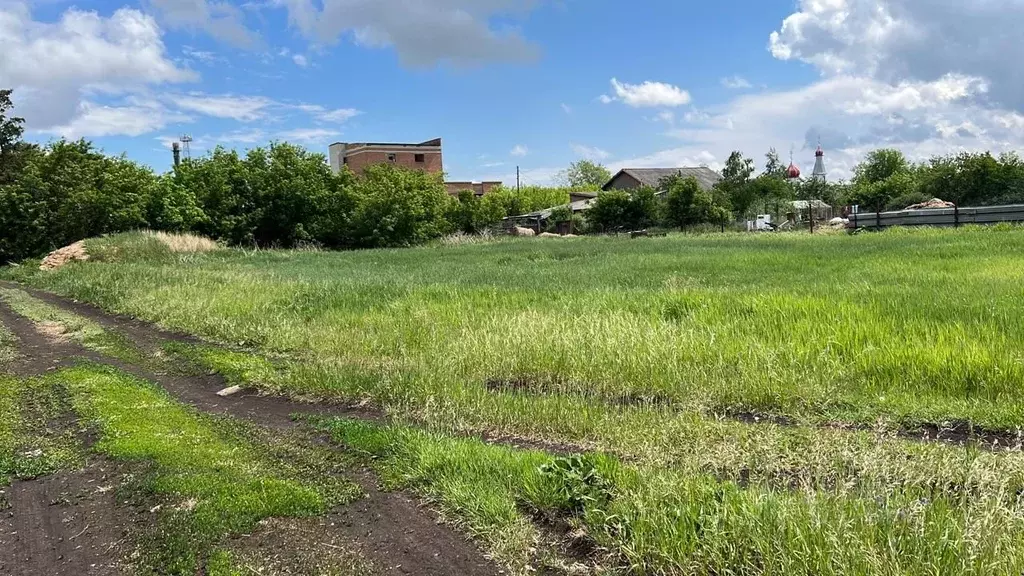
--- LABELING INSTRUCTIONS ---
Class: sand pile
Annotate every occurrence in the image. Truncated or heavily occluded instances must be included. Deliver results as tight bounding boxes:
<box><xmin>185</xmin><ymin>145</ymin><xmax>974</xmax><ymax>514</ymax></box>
<box><xmin>39</xmin><ymin>241</ymin><xmax>88</xmax><ymax>271</ymax></box>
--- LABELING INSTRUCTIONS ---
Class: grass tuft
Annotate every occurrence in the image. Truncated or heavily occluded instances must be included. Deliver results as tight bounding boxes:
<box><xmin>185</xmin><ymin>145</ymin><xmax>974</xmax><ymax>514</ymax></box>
<box><xmin>52</xmin><ymin>364</ymin><xmax>361</xmax><ymax>574</ymax></box>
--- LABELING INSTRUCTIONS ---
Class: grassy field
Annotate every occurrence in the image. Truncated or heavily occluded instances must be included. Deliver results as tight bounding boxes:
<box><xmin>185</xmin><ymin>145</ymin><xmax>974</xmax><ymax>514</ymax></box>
<box><xmin>7</xmin><ymin>227</ymin><xmax>1024</xmax><ymax>574</ymax></box>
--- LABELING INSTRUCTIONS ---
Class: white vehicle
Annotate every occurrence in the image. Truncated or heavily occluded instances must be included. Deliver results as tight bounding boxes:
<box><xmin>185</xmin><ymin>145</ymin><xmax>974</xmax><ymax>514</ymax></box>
<box><xmin>747</xmin><ymin>214</ymin><xmax>775</xmax><ymax>232</ymax></box>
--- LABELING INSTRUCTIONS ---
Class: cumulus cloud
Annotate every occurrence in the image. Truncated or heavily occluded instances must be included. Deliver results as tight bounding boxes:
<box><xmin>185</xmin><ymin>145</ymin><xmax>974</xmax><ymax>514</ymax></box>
<box><xmin>571</xmin><ymin>144</ymin><xmax>610</xmax><ymax>160</ymax></box>
<box><xmin>148</xmin><ymin>0</ymin><xmax>260</xmax><ymax>48</ymax></box>
<box><xmin>1</xmin><ymin>2</ymin><xmax>196</xmax><ymax>129</ymax></box>
<box><xmin>41</xmin><ymin>98</ymin><xmax>192</xmax><ymax>139</ymax></box>
<box><xmin>627</xmin><ymin>1</ymin><xmax>1024</xmax><ymax>180</ymax></box>
<box><xmin>274</xmin><ymin>0</ymin><xmax>540</xmax><ymax>67</ymax></box>
<box><xmin>769</xmin><ymin>0</ymin><xmax>1024</xmax><ymax>108</ymax></box>
<box><xmin>292</xmin><ymin>53</ymin><xmax>308</xmax><ymax>67</ymax></box>
<box><xmin>627</xmin><ymin>74</ymin><xmax>1020</xmax><ymax>181</ymax></box>
<box><xmin>510</xmin><ymin>144</ymin><xmax>529</xmax><ymax>157</ymax></box>
<box><xmin>601</xmin><ymin>78</ymin><xmax>691</xmax><ymax>108</ymax></box>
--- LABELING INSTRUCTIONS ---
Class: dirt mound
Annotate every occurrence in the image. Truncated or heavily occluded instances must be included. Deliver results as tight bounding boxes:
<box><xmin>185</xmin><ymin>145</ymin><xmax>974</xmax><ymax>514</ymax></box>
<box><xmin>39</xmin><ymin>241</ymin><xmax>88</xmax><ymax>271</ymax></box>
<box><xmin>906</xmin><ymin>198</ymin><xmax>956</xmax><ymax>210</ymax></box>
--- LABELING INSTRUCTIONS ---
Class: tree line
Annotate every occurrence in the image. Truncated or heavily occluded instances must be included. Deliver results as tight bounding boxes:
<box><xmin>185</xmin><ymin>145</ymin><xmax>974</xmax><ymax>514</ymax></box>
<box><xmin>580</xmin><ymin>146</ymin><xmax>1024</xmax><ymax>233</ymax></box>
<box><xmin>0</xmin><ymin>90</ymin><xmax>585</xmax><ymax>262</ymax></box>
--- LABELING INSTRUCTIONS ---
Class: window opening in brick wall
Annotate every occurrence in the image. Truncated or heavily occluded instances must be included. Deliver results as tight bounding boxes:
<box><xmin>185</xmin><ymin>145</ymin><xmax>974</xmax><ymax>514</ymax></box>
<box><xmin>387</xmin><ymin>153</ymin><xmax>397</xmax><ymax>162</ymax></box>
<box><xmin>415</xmin><ymin>153</ymin><xmax>425</xmax><ymax>163</ymax></box>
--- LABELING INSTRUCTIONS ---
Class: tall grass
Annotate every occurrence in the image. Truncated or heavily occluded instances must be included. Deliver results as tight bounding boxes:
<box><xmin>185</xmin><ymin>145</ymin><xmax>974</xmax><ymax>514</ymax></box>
<box><xmin>9</xmin><ymin>228</ymin><xmax>1024</xmax><ymax>574</ymax></box>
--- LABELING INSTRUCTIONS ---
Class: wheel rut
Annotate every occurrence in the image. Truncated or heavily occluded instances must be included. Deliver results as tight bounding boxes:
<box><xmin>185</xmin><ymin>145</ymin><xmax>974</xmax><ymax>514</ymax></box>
<box><xmin>0</xmin><ymin>287</ymin><xmax>503</xmax><ymax>576</ymax></box>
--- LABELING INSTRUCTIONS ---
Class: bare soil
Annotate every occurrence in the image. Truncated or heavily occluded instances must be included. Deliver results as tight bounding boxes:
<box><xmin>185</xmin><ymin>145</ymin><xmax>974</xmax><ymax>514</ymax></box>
<box><xmin>0</xmin><ymin>462</ymin><xmax>132</xmax><ymax>576</ymax></box>
<box><xmin>0</xmin><ymin>284</ymin><xmax>503</xmax><ymax>576</ymax></box>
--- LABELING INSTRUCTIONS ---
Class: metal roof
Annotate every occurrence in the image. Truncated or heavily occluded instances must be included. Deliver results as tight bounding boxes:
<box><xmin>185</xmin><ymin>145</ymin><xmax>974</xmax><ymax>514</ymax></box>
<box><xmin>603</xmin><ymin>167</ymin><xmax>723</xmax><ymax>191</ymax></box>
<box><xmin>509</xmin><ymin>198</ymin><xmax>597</xmax><ymax>220</ymax></box>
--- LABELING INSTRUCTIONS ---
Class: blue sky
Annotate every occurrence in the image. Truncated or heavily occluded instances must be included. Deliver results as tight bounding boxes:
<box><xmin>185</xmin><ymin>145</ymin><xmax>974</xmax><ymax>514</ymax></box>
<box><xmin>5</xmin><ymin>0</ymin><xmax>1024</xmax><ymax>185</ymax></box>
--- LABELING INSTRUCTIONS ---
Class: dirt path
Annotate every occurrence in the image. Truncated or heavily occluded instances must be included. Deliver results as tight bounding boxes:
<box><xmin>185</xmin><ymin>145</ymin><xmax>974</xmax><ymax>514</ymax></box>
<box><xmin>0</xmin><ymin>462</ymin><xmax>131</xmax><ymax>576</ymax></box>
<box><xmin>0</xmin><ymin>291</ymin><xmax>503</xmax><ymax>576</ymax></box>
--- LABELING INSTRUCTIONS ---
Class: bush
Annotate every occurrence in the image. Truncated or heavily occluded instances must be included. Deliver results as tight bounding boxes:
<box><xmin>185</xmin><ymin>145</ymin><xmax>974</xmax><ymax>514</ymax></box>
<box><xmin>587</xmin><ymin>187</ymin><xmax>662</xmax><ymax>232</ymax></box>
<box><xmin>349</xmin><ymin>163</ymin><xmax>455</xmax><ymax>248</ymax></box>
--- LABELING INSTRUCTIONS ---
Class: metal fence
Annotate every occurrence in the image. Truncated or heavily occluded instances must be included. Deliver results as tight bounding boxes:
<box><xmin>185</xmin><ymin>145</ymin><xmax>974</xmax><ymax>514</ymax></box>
<box><xmin>848</xmin><ymin>204</ymin><xmax>1024</xmax><ymax>230</ymax></box>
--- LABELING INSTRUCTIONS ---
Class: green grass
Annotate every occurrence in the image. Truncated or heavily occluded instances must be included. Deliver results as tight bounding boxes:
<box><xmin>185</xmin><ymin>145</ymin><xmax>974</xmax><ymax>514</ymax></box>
<box><xmin>0</xmin><ymin>375</ymin><xmax>82</xmax><ymax>493</ymax></box>
<box><xmin>320</xmin><ymin>417</ymin><xmax>1024</xmax><ymax>576</ymax></box>
<box><xmin>12</xmin><ymin>228</ymin><xmax>1024</xmax><ymax>430</ymax></box>
<box><xmin>10</xmin><ymin>228</ymin><xmax>1024</xmax><ymax>574</ymax></box>
<box><xmin>51</xmin><ymin>364</ymin><xmax>362</xmax><ymax>575</ymax></box>
<box><xmin>0</xmin><ymin>318</ymin><xmax>16</xmax><ymax>365</ymax></box>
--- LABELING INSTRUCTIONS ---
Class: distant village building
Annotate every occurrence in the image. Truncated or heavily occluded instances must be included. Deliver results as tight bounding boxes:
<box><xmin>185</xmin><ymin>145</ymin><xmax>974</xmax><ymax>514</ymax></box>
<box><xmin>329</xmin><ymin>138</ymin><xmax>501</xmax><ymax>196</ymax></box>
<box><xmin>602</xmin><ymin>167</ymin><xmax>723</xmax><ymax>192</ymax></box>
<box><xmin>329</xmin><ymin>139</ymin><xmax>443</xmax><ymax>176</ymax></box>
<box><xmin>445</xmin><ymin>181</ymin><xmax>503</xmax><ymax>197</ymax></box>
<box><xmin>811</xmin><ymin>145</ymin><xmax>827</xmax><ymax>182</ymax></box>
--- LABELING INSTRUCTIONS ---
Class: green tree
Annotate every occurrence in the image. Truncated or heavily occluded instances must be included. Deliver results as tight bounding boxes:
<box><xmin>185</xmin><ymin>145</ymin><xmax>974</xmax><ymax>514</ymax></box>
<box><xmin>587</xmin><ymin>187</ymin><xmax>659</xmax><ymax>232</ymax></box>
<box><xmin>853</xmin><ymin>149</ymin><xmax>910</xmax><ymax>186</ymax></box>
<box><xmin>349</xmin><ymin>163</ymin><xmax>455</xmax><ymax>248</ymax></box>
<box><xmin>664</xmin><ymin>175</ymin><xmax>731</xmax><ymax>229</ymax></box>
<box><xmin>0</xmin><ymin>89</ymin><xmax>24</xmax><ymax>157</ymax></box>
<box><xmin>0</xmin><ymin>89</ymin><xmax>29</xmax><ymax>185</ymax></box>
<box><xmin>172</xmin><ymin>146</ymin><xmax>259</xmax><ymax>245</ymax></box>
<box><xmin>722</xmin><ymin>151</ymin><xmax>755</xmax><ymax>183</ymax></box>
<box><xmin>479</xmin><ymin>186</ymin><xmax>571</xmax><ymax>217</ymax></box>
<box><xmin>449</xmin><ymin>190</ymin><xmax>504</xmax><ymax>234</ymax></box>
<box><xmin>715</xmin><ymin>151</ymin><xmax>755</xmax><ymax>219</ymax></box>
<box><xmin>0</xmin><ymin>140</ymin><xmax>158</xmax><ymax>261</ymax></box>
<box><xmin>556</xmin><ymin>160</ymin><xmax>612</xmax><ymax>189</ymax></box>
<box><xmin>763</xmin><ymin>148</ymin><xmax>786</xmax><ymax>179</ymax></box>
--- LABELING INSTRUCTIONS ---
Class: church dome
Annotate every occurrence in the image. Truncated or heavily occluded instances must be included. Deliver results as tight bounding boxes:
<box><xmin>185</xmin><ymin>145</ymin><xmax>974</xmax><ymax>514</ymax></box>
<box><xmin>787</xmin><ymin>163</ymin><xmax>801</xmax><ymax>179</ymax></box>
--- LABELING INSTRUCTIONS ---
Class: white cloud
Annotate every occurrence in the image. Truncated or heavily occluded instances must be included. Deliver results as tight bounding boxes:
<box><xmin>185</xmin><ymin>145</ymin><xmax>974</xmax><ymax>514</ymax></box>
<box><xmin>172</xmin><ymin>93</ymin><xmax>274</xmax><ymax>121</ymax></box>
<box><xmin>482</xmin><ymin>161</ymin><xmax>505</xmax><ymax>168</ymax></box>
<box><xmin>292</xmin><ymin>53</ymin><xmax>308</xmax><ymax>67</ymax></box>
<box><xmin>769</xmin><ymin>0</ymin><xmax>1024</xmax><ymax>108</ymax></box>
<box><xmin>571</xmin><ymin>144</ymin><xmax>610</xmax><ymax>160</ymax></box>
<box><xmin>148</xmin><ymin>0</ymin><xmax>260</xmax><ymax>48</ymax></box>
<box><xmin>561</xmin><ymin>103</ymin><xmax>572</xmax><ymax>114</ymax></box>
<box><xmin>622</xmin><ymin>74</ymin><xmax>1020</xmax><ymax>181</ymax></box>
<box><xmin>275</xmin><ymin>0</ymin><xmax>540</xmax><ymax>67</ymax></box>
<box><xmin>510</xmin><ymin>144</ymin><xmax>528</xmax><ymax>157</ymax></box>
<box><xmin>277</xmin><ymin>127</ymin><xmax>342</xmax><ymax>143</ymax></box>
<box><xmin>41</xmin><ymin>98</ymin><xmax>192</xmax><ymax>139</ymax></box>
<box><xmin>623</xmin><ymin>1</ymin><xmax>1024</xmax><ymax>181</ymax></box>
<box><xmin>601</xmin><ymin>78</ymin><xmax>691</xmax><ymax>108</ymax></box>
<box><xmin>1</xmin><ymin>2</ymin><xmax>196</xmax><ymax>129</ymax></box>
<box><xmin>721</xmin><ymin>76</ymin><xmax>752</xmax><ymax>90</ymax></box>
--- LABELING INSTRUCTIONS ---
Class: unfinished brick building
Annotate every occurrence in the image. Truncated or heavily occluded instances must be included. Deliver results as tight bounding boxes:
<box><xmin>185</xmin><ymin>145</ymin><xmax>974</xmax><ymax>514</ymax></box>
<box><xmin>329</xmin><ymin>138</ymin><xmax>443</xmax><ymax>176</ymax></box>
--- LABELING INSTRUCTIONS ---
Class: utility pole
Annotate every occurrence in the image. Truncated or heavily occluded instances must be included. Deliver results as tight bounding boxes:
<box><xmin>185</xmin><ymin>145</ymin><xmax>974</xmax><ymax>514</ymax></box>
<box><xmin>516</xmin><ymin>166</ymin><xmax>520</xmax><ymax>194</ymax></box>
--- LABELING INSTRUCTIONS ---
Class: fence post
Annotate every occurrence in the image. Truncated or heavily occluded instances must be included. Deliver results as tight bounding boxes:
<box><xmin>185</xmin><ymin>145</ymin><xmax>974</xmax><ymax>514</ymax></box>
<box><xmin>954</xmin><ymin>205</ymin><xmax>959</xmax><ymax>228</ymax></box>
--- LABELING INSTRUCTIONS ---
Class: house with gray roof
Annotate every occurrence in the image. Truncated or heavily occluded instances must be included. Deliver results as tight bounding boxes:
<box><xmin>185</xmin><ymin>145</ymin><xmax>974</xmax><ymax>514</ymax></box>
<box><xmin>602</xmin><ymin>167</ymin><xmax>722</xmax><ymax>193</ymax></box>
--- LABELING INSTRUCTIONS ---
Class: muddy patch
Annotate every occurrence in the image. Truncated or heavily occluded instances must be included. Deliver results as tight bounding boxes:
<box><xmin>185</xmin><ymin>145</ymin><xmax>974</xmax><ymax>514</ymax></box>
<box><xmin>218</xmin><ymin>516</ymin><xmax>379</xmax><ymax>575</ymax></box>
<box><xmin>0</xmin><ymin>461</ymin><xmax>133</xmax><ymax>576</ymax></box>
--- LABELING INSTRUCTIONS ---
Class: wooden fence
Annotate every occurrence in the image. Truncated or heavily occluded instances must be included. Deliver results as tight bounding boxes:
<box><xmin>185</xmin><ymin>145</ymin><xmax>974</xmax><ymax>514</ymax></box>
<box><xmin>848</xmin><ymin>204</ymin><xmax>1024</xmax><ymax>230</ymax></box>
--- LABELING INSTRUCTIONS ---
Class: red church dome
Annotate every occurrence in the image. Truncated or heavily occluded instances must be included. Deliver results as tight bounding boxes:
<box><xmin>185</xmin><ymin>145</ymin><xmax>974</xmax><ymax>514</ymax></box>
<box><xmin>815</xmin><ymin>145</ymin><xmax>824</xmax><ymax>157</ymax></box>
<box><xmin>786</xmin><ymin>163</ymin><xmax>801</xmax><ymax>179</ymax></box>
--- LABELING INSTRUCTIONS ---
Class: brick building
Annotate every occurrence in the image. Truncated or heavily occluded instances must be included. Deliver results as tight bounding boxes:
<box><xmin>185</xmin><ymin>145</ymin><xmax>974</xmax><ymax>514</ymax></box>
<box><xmin>329</xmin><ymin>138</ymin><xmax>443</xmax><ymax>176</ymax></box>
<box><xmin>444</xmin><ymin>181</ymin><xmax>503</xmax><ymax>197</ymax></box>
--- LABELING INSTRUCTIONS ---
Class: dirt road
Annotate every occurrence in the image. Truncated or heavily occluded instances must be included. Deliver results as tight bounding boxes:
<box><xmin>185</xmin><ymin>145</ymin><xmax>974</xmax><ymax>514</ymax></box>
<box><xmin>0</xmin><ymin>282</ymin><xmax>502</xmax><ymax>576</ymax></box>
